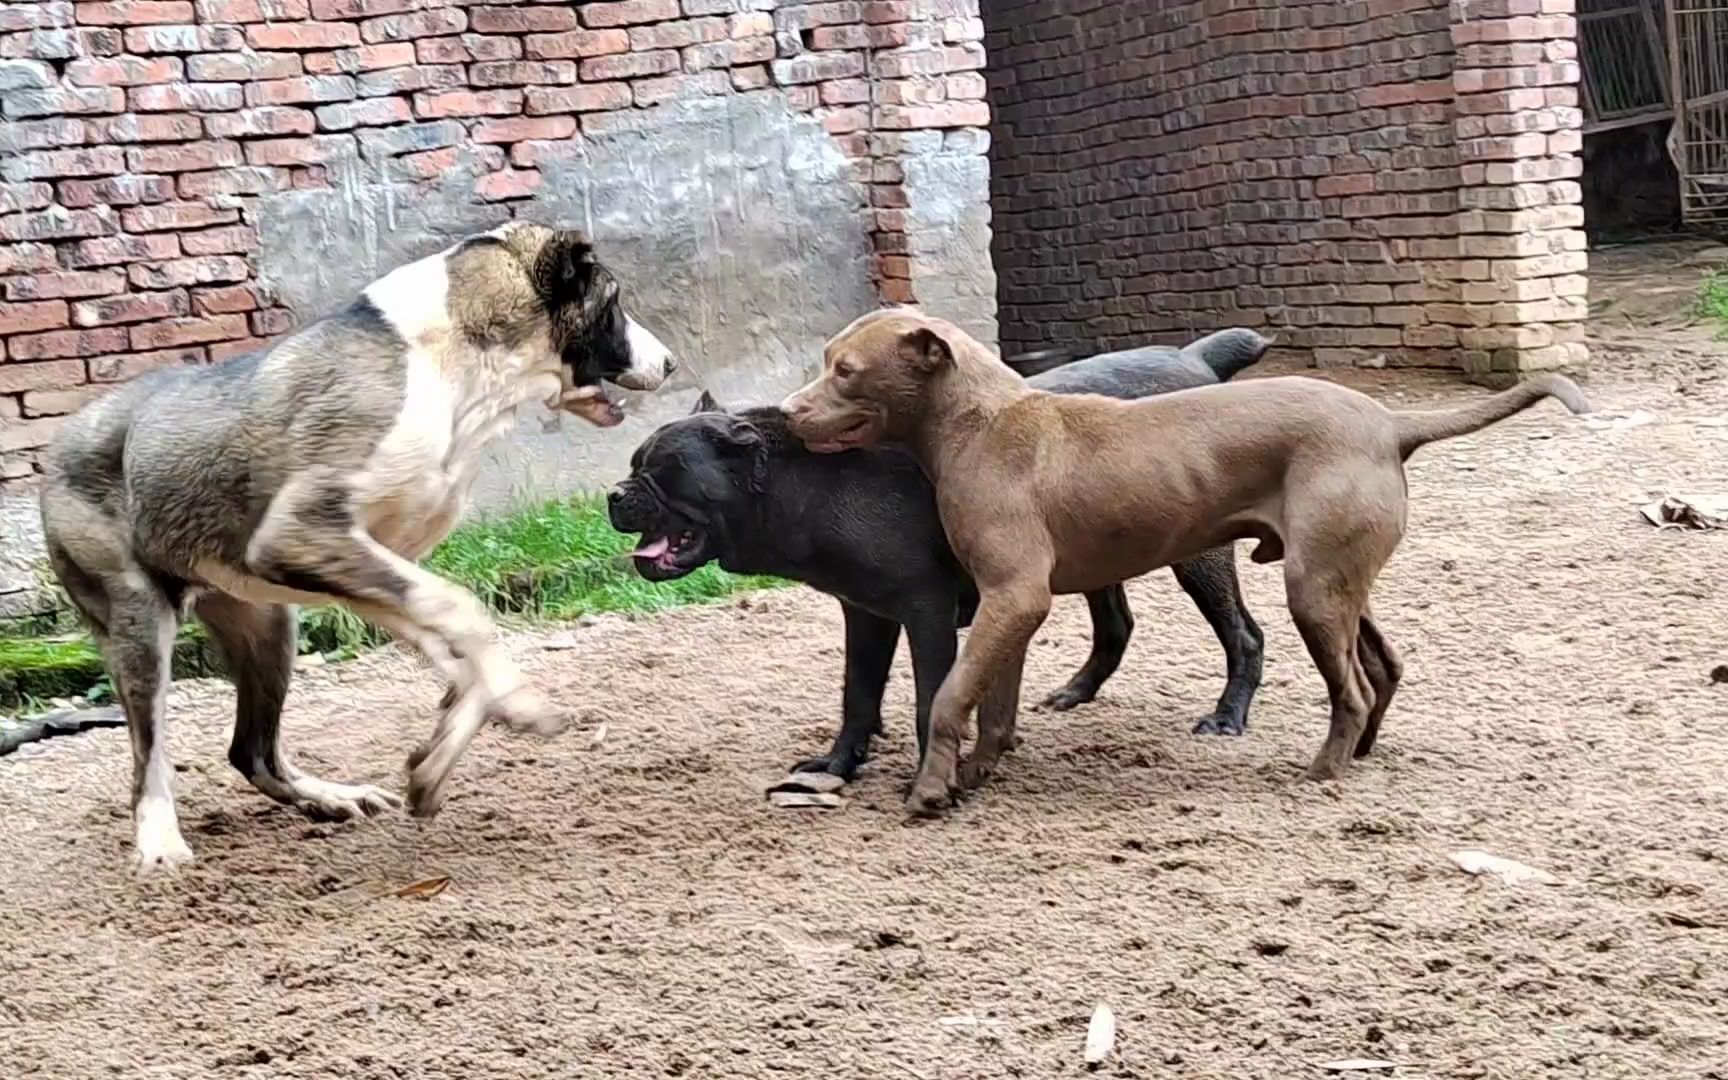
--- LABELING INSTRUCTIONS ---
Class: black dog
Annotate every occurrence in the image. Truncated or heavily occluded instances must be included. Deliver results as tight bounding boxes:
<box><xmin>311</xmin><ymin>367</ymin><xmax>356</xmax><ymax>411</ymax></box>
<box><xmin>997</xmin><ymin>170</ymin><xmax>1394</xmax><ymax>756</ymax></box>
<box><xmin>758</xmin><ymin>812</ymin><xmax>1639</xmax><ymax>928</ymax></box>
<box><xmin>607</xmin><ymin>329</ymin><xmax>1272</xmax><ymax>779</ymax></box>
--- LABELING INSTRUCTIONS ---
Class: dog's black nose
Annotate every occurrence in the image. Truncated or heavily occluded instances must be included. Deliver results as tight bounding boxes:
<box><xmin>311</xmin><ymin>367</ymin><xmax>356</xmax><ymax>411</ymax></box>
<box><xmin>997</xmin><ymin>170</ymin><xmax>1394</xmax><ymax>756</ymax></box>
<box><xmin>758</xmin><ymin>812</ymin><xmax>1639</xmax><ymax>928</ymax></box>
<box><xmin>664</xmin><ymin>354</ymin><xmax>679</xmax><ymax>377</ymax></box>
<box><xmin>606</xmin><ymin>488</ymin><xmax>623</xmax><ymax>508</ymax></box>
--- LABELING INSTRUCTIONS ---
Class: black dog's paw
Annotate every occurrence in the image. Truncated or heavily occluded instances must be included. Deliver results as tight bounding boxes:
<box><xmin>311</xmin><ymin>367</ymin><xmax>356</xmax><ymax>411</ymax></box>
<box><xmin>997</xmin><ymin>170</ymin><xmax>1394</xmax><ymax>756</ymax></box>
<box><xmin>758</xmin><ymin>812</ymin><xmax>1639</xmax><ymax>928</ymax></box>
<box><xmin>1191</xmin><ymin>712</ymin><xmax>1248</xmax><ymax>737</ymax></box>
<box><xmin>1037</xmin><ymin>684</ymin><xmax>1096</xmax><ymax>712</ymax></box>
<box><xmin>789</xmin><ymin>752</ymin><xmax>865</xmax><ymax>779</ymax></box>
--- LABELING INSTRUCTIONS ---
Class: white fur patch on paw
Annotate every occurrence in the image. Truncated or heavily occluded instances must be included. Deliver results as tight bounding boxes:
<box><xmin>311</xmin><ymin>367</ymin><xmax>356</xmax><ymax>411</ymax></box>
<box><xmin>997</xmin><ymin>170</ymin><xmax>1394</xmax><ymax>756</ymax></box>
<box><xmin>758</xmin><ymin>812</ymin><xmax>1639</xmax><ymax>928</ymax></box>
<box><xmin>133</xmin><ymin>802</ymin><xmax>195</xmax><ymax>876</ymax></box>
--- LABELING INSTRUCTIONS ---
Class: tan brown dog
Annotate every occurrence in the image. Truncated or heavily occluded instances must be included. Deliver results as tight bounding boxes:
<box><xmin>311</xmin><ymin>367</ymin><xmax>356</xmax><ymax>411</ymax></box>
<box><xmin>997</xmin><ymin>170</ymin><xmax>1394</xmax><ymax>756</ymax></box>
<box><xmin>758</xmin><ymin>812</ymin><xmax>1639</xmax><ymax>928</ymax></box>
<box><xmin>780</xmin><ymin>307</ymin><xmax>1591</xmax><ymax>816</ymax></box>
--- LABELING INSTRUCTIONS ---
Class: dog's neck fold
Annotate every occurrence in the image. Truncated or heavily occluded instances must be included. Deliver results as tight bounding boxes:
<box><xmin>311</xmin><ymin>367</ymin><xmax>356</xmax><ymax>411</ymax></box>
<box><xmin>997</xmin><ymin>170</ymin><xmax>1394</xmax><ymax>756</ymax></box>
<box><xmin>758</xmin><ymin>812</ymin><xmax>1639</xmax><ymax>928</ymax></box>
<box><xmin>901</xmin><ymin>349</ymin><xmax>1028</xmax><ymax>485</ymax></box>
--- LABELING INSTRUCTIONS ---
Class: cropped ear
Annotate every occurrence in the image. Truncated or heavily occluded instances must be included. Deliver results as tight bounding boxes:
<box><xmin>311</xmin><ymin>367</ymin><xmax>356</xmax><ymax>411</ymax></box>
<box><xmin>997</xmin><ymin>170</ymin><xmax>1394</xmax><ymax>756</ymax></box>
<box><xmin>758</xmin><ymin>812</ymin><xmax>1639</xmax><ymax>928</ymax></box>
<box><xmin>718</xmin><ymin>416</ymin><xmax>761</xmax><ymax>452</ymax></box>
<box><xmin>690</xmin><ymin>390</ymin><xmax>724</xmax><ymax>416</ymax></box>
<box><xmin>897</xmin><ymin>327</ymin><xmax>953</xmax><ymax>374</ymax></box>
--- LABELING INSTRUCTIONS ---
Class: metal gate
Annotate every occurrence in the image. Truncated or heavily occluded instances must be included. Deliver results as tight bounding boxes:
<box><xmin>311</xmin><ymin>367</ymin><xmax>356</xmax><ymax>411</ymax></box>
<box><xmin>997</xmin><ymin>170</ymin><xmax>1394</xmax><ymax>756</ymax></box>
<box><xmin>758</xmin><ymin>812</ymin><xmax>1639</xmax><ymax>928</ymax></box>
<box><xmin>1670</xmin><ymin>0</ymin><xmax>1728</xmax><ymax>225</ymax></box>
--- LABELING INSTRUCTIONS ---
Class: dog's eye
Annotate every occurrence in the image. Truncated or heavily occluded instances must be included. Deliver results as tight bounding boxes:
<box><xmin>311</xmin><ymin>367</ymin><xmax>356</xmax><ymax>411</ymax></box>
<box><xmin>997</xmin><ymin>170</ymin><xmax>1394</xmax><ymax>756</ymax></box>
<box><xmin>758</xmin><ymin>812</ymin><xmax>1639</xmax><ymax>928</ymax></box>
<box><xmin>834</xmin><ymin>361</ymin><xmax>855</xmax><ymax>379</ymax></box>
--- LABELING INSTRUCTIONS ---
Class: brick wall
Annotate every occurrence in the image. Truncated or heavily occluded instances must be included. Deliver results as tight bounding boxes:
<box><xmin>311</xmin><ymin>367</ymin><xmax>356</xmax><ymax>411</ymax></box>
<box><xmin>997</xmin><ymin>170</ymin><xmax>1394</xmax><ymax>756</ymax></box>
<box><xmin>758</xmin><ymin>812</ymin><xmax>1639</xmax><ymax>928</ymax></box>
<box><xmin>985</xmin><ymin>0</ymin><xmax>1588</xmax><ymax>383</ymax></box>
<box><xmin>0</xmin><ymin>0</ymin><xmax>990</xmax><ymax>490</ymax></box>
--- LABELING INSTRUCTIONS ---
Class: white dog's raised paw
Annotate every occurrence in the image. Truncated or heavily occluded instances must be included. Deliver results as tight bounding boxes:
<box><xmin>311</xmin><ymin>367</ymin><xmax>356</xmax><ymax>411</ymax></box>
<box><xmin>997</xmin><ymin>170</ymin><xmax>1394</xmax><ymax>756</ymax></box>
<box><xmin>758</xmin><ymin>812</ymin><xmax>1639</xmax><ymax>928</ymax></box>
<box><xmin>492</xmin><ymin>687</ymin><xmax>567</xmax><ymax>737</ymax></box>
<box><xmin>293</xmin><ymin>781</ymin><xmax>404</xmax><ymax>822</ymax></box>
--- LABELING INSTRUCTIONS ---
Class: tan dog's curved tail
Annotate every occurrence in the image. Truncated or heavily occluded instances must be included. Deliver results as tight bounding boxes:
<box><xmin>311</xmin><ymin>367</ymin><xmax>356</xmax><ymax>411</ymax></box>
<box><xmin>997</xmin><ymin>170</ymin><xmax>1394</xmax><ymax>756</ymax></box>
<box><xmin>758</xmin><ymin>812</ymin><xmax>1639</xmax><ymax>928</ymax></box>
<box><xmin>1394</xmin><ymin>373</ymin><xmax>1590</xmax><ymax>459</ymax></box>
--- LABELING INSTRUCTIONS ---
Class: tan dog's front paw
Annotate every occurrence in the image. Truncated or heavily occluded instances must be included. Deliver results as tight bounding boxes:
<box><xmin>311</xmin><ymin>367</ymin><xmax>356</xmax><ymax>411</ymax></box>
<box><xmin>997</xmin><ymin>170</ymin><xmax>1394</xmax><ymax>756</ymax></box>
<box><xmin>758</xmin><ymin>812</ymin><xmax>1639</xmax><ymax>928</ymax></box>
<box><xmin>957</xmin><ymin>755</ymin><xmax>998</xmax><ymax>791</ymax></box>
<box><xmin>904</xmin><ymin>771</ymin><xmax>954</xmax><ymax>817</ymax></box>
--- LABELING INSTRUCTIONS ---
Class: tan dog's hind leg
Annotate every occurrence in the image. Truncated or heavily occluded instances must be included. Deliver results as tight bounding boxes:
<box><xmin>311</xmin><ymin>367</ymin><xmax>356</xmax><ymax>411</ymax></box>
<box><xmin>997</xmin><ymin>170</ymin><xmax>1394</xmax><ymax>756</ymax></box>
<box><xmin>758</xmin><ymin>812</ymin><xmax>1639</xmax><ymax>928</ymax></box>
<box><xmin>1351</xmin><ymin>608</ymin><xmax>1403</xmax><ymax>759</ymax></box>
<box><xmin>247</xmin><ymin>473</ymin><xmax>564</xmax><ymax>817</ymax></box>
<box><xmin>960</xmin><ymin>656</ymin><xmax>1027</xmax><ymax>791</ymax></box>
<box><xmin>1283</xmin><ymin>473</ymin><xmax>1406</xmax><ymax>781</ymax></box>
<box><xmin>908</xmin><ymin>577</ymin><xmax>1051</xmax><ymax>815</ymax></box>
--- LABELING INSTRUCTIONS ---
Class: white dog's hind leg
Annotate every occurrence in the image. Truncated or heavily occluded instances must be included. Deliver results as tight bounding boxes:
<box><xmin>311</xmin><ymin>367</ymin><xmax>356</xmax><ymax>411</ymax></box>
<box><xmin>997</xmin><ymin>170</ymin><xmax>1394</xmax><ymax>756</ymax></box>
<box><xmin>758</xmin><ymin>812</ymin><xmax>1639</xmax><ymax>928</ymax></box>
<box><xmin>99</xmin><ymin>579</ymin><xmax>195</xmax><ymax>875</ymax></box>
<box><xmin>197</xmin><ymin>593</ymin><xmax>403</xmax><ymax>821</ymax></box>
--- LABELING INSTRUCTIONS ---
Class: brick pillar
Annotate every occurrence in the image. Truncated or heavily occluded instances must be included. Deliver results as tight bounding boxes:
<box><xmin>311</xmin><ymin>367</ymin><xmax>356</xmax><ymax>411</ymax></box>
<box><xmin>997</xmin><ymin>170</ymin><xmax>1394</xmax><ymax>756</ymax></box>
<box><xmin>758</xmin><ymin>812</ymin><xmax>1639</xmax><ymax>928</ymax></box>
<box><xmin>1450</xmin><ymin>0</ymin><xmax>1589</xmax><ymax>384</ymax></box>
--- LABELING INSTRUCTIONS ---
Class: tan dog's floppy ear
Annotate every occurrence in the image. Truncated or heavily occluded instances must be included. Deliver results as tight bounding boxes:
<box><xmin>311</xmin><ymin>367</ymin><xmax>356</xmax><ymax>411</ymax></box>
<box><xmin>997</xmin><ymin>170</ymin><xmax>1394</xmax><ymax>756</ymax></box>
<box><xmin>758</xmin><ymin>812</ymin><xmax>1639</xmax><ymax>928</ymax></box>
<box><xmin>898</xmin><ymin>327</ymin><xmax>954</xmax><ymax>374</ymax></box>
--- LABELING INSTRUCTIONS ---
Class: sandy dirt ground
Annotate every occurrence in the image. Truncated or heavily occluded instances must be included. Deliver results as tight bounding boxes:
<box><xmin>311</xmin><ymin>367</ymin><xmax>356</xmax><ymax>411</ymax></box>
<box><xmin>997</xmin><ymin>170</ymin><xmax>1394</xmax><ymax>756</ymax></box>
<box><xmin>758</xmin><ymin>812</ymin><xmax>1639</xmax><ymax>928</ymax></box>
<box><xmin>3</xmin><ymin>245</ymin><xmax>1727</xmax><ymax>1079</ymax></box>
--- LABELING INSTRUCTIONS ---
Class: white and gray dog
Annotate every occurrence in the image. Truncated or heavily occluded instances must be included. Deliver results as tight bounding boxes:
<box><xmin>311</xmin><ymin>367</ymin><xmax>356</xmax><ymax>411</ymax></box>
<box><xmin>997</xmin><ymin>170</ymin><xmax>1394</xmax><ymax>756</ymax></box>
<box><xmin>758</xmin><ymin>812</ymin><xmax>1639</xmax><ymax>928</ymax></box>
<box><xmin>38</xmin><ymin>223</ymin><xmax>676</xmax><ymax>874</ymax></box>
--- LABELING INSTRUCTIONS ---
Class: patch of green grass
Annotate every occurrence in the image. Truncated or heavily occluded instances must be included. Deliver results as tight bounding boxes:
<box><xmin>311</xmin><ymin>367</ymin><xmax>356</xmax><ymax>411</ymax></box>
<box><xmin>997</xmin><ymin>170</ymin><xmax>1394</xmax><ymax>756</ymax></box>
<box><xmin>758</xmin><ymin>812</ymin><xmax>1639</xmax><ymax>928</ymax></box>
<box><xmin>0</xmin><ymin>494</ymin><xmax>786</xmax><ymax>712</ymax></box>
<box><xmin>1696</xmin><ymin>271</ymin><xmax>1728</xmax><ymax>334</ymax></box>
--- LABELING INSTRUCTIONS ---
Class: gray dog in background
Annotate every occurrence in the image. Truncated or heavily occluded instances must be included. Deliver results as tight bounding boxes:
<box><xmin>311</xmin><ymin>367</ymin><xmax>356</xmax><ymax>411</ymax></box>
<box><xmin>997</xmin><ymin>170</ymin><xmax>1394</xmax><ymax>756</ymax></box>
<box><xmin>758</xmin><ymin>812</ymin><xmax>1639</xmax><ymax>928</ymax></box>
<box><xmin>38</xmin><ymin>223</ymin><xmax>676</xmax><ymax>874</ymax></box>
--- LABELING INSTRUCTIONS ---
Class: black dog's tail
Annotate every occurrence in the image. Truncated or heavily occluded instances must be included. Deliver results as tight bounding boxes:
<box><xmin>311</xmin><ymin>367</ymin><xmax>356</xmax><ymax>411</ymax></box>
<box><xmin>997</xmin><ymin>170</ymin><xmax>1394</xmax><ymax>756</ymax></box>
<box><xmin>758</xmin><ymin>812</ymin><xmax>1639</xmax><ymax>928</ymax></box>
<box><xmin>1181</xmin><ymin>328</ymin><xmax>1274</xmax><ymax>382</ymax></box>
<box><xmin>1000</xmin><ymin>345</ymin><xmax>1089</xmax><ymax>380</ymax></box>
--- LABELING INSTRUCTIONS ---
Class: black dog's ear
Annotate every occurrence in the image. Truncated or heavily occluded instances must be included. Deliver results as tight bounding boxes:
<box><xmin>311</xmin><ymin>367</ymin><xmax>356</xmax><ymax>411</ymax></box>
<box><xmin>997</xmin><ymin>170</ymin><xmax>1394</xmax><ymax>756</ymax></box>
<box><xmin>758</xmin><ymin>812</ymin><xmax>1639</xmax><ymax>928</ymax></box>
<box><xmin>718</xmin><ymin>415</ymin><xmax>761</xmax><ymax>451</ymax></box>
<box><xmin>897</xmin><ymin>327</ymin><xmax>953</xmax><ymax>374</ymax></box>
<box><xmin>690</xmin><ymin>390</ymin><xmax>724</xmax><ymax>415</ymax></box>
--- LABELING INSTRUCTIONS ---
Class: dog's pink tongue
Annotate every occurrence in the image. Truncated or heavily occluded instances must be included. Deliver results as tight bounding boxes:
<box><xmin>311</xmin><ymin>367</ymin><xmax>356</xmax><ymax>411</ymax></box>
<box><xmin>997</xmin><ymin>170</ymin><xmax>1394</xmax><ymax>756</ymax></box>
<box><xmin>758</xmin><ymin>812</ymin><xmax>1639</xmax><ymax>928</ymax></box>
<box><xmin>632</xmin><ymin>536</ymin><xmax>671</xmax><ymax>560</ymax></box>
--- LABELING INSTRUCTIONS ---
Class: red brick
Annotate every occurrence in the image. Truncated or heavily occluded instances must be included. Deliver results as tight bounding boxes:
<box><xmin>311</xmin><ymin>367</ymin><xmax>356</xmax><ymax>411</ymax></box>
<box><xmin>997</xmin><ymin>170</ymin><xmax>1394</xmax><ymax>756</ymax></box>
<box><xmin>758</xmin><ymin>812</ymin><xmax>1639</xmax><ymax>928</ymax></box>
<box><xmin>4</xmin><ymin>118</ymin><xmax>87</xmax><ymax>152</ymax></box>
<box><xmin>0</xmin><ymin>86</ymin><xmax>125</xmax><ymax>117</ymax></box>
<box><xmin>471</xmin><ymin>5</ymin><xmax>576</xmax><ymax>32</ymax></box>
<box><xmin>945</xmin><ymin>71</ymin><xmax>985</xmax><ymax>100</ymax></box>
<box><xmin>582</xmin><ymin>0</ymin><xmax>678</xmax><ymax>28</ymax></box>
<box><xmin>360</xmin><ymin>9</ymin><xmax>467</xmax><ymax>43</ymax></box>
<box><xmin>728</xmin><ymin>12</ymin><xmax>771</xmax><ymax>37</ymax></box>
<box><xmin>875</xmin><ymin>100</ymin><xmax>988</xmax><ymax>129</ymax></box>
<box><xmin>314</xmin><ymin>96</ymin><xmax>411</xmax><ymax>129</ymax></box>
<box><xmin>303</xmin><ymin>42</ymin><xmax>415</xmax><ymax>74</ymax></box>
<box><xmin>129</xmin><ymin>82</ymin><xmax>241</xmax><ymax>111</ymax></box>
<box><xmin>2</xmin><ymin>146</ymin><xmax>126</xmax><ymax>180</ymax></box>
<box><xmin>731</xmin><ymin>64</ymin><xmax>768</xmax><ymax>90</ymax></box>
<box><xmin>684</xmin><ymin>36</ymin><xmax>773</xmax><ymax>70</ymax></box>
<box><xmin>633</xmin><ymin>70</ymin><xmax>728</xmax><ymax>107</ymax></box>
<box><xmin>194</xmin><ymin>0</ymin><xmax>310</xmax><ymax>21</ymax></box>
<box><xmin>820</xmin><ymin>78</ymin><xmax>869</xmax><ymax>105</ymax></box>
<box><xmin>246</xmin><ymin>75</ymin><xmax>357</xmax><ymax>106</ymax></box>
<box><xmin>0</xmin><ymin>244</ymin><xmax>59</xmax><ymax>276</ymax></box>
<box><xmin>0</xmin><ymin>359</ymin><xmax>87</xmax><ymax>395</ymax></box>
<box><xmin>355</xmin><ymin>63</ymin><xmax>464</xmax><ymax>95</ymax></box>
<box><xmin>67</xmin><ymin>233</ymin><xmax>180</xmax><ymax>268</ymax></box>
<box><xmin>186</xmin><ymin>51</ymin><xmax>303</xmax><ymax>81</ymax></box>
<box><xmin>56</xmin><ymin>174</ymin><xmax>177</xmax><ymax>207</ymax></box>
<box><xmin>770</xmin><ymin>51</ymin><xmax>864</xmax><ymax>85</ymax></box>
<box><xmin>413</xmin><ymin>88</ymin><xmax>523</xmax><ymax>118</ymax></box>
<box><xmin>629</xmin><ymin>15</ymin><xmax>725</xmax><ymax>49</ymax></box>
<box><xmin>524</xmin><ymin>29</ymin><xmax>628</xmax><ymax>59</ymax></box>
<box><xmin>204</xmin><ymin>106</ymin><xmax>316</xmax><ymax>138</ymax></box>
<box><xmin>879</xmin><ymin>278</ymin><xmax>915</xmax><ymax>303</ymax></box>
<box><xmin>472</xmin><ymin>115</ymin><xmax>577</xmax><ymax>143</ymax></box>
<box><xmin>523</xmin><ymin>83</ymin><xmax>631</xmax><ymax>115</ymax></box>
<box><xmin>189</xmin><ymin>283</ymin><xmax>260</xmax><ymax>315</ymax></box>
<box><xmin>0</xmin><ymin>300</ymin><xmax>70</xmax><ymax>335</ymax></box>
<box><xmin>1</xmin><ymin>270</ymin><xmax>127</xmax><ymax>302</ymax></box>
<box><xmin>127</xmin><ymin>254</ymin><xmax>249</xmax><ymax>289</ymax></box>
<box><xmin>818</xmin><ymin>105</ymin><xmax>868</xmax><ymax>134</ymax></box>
<box><xmin>125</xmin><ymin>139</ymin><xmax>243</xmax><ymax>173</ymax></box>
<box><xmin>71</xmin><ymin>288</ymin><xmax>188</xmax><ymax>326</ymax></box>
<box><xmin>243</xmin><ymin>134</ymin><xmax>355</xmax><ymax>166</ymax></box>
<box><xmin>123</xmin><ymin>24</ymin><xmax>244</xmax><ymax>52</ymax></box>
<box><xmin>66</xmin><ymin>55</ymin><xmax>182</xmax><ymax>86</ymax></box>
<box><xmin>6</xmin><ymin>326</ymin><xmax>131</xmax><ymax>361</ymax></box>
<box><xmin>21</xmin><ymin>386</ymin><xmax>108</xmax><ymax>418</ymax></box>
<box><xmin>0</xmin><ymin>183</ymin><xmax>53</xmax><ymax>214</ymax></box>
<box><xmin>474</xmin><ymin>168</ymin><xmax>542</xmax><ymax>202</ymax></box>
<box><xmin>393</xmin><ymin>146</ymin><xmax>461</xmax><ymax>180</ymax></box>
<box><xmin>130</xmin><ymin>313</ymin><xmax>249</xmax><ymax>350</ymax></box>
<box><xmin>250</xmin><ymin>308</ymin><xmax>292</xmax><ymax>336</ymax></box>
<box><xmin>309</xmin><ymin>0</ymin><xmax>409</xmax><ymax>15</ymax></box>
<box><xmin>246</xmin><ymin>21</ymin><xmax>358</xmax><ymax>49</ymax></box>
<box><xmin>0</xmin><ymin>208</ymin><xmax>118</xmax><ymax>243</ymax></box>
<box><xmin>86</xmin><ymin>112</ymin><xmax>201</xmax><ymax>142</ymax></box>
<box><xmin>74</xmin><ymin>1</ymin><xmax>193</xmax><ymax>25</ymax></box>
<box><xmin>472</xmin><ymin>60</ymin><xmax>575</xmax><ymax>86</ymax></box>
<box><xmin>206</xmin><ymin>337</ymin><xmax>270</xmax><ymax>362</ymax></box>
<box><xmin>121</xmin><ymin>200</ymin><xmax>240</xmax><ymax>232</ymax></box>
<box><xmin>87</xmin><ymin>345</ymin><xmax>204</xmax><ymax>381</ymax></box>
<box><xmin>178</xmin><ymin>224</ymin><xmax>258</xmax><ymax>256</ymax></box>
<box><xmin>579</xmin><ymin>48</ymin><xmax>678</xmax><ymax>81</ymax></box>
